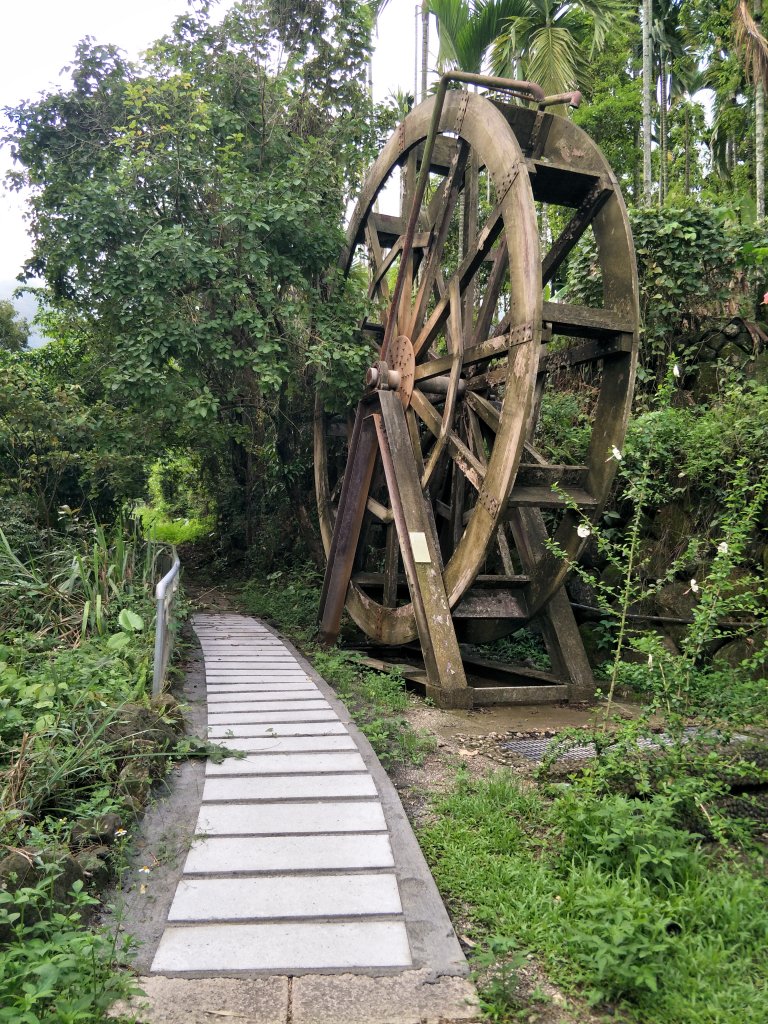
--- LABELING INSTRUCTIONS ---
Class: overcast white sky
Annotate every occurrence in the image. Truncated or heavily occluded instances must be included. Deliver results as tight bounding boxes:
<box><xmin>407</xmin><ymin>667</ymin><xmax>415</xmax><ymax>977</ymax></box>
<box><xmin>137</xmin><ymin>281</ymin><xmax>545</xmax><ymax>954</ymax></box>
<box><xmin>0</xmin><ymin>0</ymin><xmax>432</xmax><ymax>285</ymax></box>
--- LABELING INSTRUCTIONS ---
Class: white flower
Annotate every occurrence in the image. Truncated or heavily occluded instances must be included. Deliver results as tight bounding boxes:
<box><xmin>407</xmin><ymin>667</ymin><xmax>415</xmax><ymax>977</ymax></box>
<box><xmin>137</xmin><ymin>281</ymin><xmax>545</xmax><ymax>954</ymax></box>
<box><xmin>114</xmin><ymin>828</ymin><xmax>128</xmax><ymax>838</ymax></box>
<box><xmin>609</xmin><ymin>445</ymin><xmax>622</xmax><ymax>461</ymax></box>
<box><xmin>717</xmin><ymin>542</ymin><xmax>728</xmax><ymax>555</ymax></box>
<box><xmin>138</xmin><ymin>865</ymin><xmax>151</xmax><ymax>875</ymax></box>
<box><xmin>647</xmin><ymin>654</ymin><xmax>653</xmax><ymax>669</ymax></box>
<box><xmin>673</xmin><ymin>363</ymin><xmax>681</xmax><ymax>378</ymax></box>
<box><xmin>577</xmin><ymin>523</ymin><xmax>592</xmax><ymax>539</ymax></box>
<box><xmin>690</xmin><ymin>579</ymin><xmax>700</xmax><ymax>594</ymax></box>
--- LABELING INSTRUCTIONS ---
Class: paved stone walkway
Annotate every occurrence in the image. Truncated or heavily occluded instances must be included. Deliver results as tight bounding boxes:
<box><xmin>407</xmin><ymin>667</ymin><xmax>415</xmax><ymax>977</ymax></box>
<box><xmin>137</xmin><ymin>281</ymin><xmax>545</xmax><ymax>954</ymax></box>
<box><xmin>151</xmin><ymin>614</ymin><xmax>442</xmax><ymax>976</ymax></box>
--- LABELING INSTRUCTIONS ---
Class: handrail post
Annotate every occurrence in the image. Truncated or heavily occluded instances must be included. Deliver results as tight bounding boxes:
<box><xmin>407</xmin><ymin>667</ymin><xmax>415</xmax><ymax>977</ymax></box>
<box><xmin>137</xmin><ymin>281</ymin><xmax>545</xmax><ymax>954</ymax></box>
<box><xmin>152</xmin><ymin>548</ymin><xmax>181</xmax><ymax>697</ymax></box>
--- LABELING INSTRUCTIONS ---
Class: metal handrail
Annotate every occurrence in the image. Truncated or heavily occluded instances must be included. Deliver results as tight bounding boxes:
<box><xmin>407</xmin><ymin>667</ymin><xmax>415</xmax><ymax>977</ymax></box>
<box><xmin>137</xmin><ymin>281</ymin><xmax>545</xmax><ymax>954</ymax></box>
<box><xmin>152</xmin><ymin>548</ymin><xmax>181</xmax><ymax>697</ymax></box>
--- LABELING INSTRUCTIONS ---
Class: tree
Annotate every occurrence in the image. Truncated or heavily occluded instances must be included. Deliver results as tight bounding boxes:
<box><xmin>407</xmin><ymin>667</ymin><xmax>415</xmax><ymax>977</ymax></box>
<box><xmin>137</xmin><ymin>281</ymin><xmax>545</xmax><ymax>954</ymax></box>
<box><xmin>733</xmin><ymin>0</ymin><xmax>768</xmax><ymax>219</ymax></box>
<box><xmin>642</xmin><ymin>0</ymin><xmax>653</xmax><ymax>203</ymax></box>
<box><xmin>0</xmin><ymin>300</ymin><xmax>30</xmax><ymax>352</ymax></box>
<box><xmin>427</xmin><ymin>0</ymin><xmax>622</xmax><ymax>95</ymax></box>
<box><xmin>4</xmin><ymin>0</ymin><xmax>376</xmax><ymax>549</ymax></box>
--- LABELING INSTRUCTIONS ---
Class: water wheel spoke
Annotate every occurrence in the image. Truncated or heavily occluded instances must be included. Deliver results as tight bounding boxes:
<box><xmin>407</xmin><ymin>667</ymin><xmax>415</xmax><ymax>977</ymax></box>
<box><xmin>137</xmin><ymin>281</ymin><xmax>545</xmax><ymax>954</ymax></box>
<box><xmin>465</xmin><ymin>405</ymin><xmax>487</xmax><ymax>463</ymax></box>
<box><xmin>541</xmin><ymin>180</ymin><xmax>613</xmax><ymax>287</ymax></box>
<box><xmin>366</xmin><ymin>495</ymin><xmax>394</xmax><ymax>523</ymax></box>
<box><xmin>523</xmin><ymin>440</ymin><xmax>548</xmax><ymax>465</ymax></box>
<box><xmin>497</xmin><ymin>523</ymin><xmax>516</xmax><ymax>576</ymax></box>
<box><xmin>383</xmin><ymin>521</ymin><xmax>399</xmax><ymax>607</ymax></box>
<box><xmin>414</xmin><ymin>331</ymin><xmax>509</xmax><ymax>382</ymax></box>
<box><xmin>407</xmin><ymin>140</ymin><xmax>471</xmax><ymax>339</ymax></box>
<box><xmin>420</xmin><ymin>278</ymin><xmax>464</xmax><ymax>487</ymax></box>
<box><xmin>462</xmin><ymin>151</ymin><xmax>480</xmax><ymax>327</ymax></box>
<box><xmin>472</xmin><ymin>242</ymin><xmax>509</xmax><ymax>346</ymax></box>
<box><xmin>464</xmin><ymin>391</ymin><xmax>500</xmax><ymax>433</ymax></box>
<box><xmin>413</xmin><ymin>201</ymin><xmax>505</xmax><ymax>358</ymax></box>
<box><xmin>365</xmin><ymin>225</ymin><xmax>392</xmax><ymax>302</ymax></box>
<box><xmin>410</xmin><ymin>388</ymin><xmax>485</xmax><ymax>493</ymax></box>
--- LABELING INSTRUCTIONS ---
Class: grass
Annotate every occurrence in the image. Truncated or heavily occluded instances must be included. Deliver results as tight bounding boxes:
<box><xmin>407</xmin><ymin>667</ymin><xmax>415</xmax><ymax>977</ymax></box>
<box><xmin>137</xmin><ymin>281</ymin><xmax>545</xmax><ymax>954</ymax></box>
<box><xmin>420</xmin><ymin>759</ymin><xmax>768</xmax><ymax>1023</ymax></box>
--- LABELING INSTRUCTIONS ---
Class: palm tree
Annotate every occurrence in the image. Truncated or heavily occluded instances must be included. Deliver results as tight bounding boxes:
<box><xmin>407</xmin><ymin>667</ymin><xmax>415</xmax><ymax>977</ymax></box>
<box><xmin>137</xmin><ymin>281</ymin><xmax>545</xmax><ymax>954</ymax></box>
<box><xmin>733</xmin><ymin>0</ymin><xmax>768</xmax><ymax>220</ymax></box>
<box><xmin>427</xmin><ymin>0</ymin><xmax>622</xmax><ymax>96</ymax></box>
<box><xmin>651</xmin><ymin>0</ymin><xmax>692</xmax><ymax>204</ymax></box>
<box><xmin>642</xmin><ymin>0</ymin><xmax>653</xmax><ymax>203</ymax></box>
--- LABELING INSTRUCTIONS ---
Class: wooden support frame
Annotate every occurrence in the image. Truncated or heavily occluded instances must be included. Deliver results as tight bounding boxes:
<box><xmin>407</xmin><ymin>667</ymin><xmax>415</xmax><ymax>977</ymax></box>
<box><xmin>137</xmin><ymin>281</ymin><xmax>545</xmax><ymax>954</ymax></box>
<box><xmin>315</xmin><ymin>83</ymin><xmax>638</xmax><ymax>707</ymax></box>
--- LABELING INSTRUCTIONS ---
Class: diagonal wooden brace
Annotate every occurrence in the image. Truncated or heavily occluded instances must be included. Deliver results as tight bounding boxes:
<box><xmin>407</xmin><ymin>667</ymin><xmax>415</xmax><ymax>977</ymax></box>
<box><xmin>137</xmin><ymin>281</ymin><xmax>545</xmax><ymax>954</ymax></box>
<box><xmin>318</xmin><ymin>405</ymin><xmax>378</xmax><ymax>644</ymax></box>
<box><xmin>375</xmin><ymin>390</ymin><xmax>471</xmax><ymax>709</ymax></box>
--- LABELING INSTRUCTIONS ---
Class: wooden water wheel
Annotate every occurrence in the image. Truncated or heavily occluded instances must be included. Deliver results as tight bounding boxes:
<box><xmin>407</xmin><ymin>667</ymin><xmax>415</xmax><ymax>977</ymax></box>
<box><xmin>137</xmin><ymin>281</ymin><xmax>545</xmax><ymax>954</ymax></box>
<box><xmin>315</xmin><ymin>75</ymin><xmax>639</xmax><ymax>708</ymax></box>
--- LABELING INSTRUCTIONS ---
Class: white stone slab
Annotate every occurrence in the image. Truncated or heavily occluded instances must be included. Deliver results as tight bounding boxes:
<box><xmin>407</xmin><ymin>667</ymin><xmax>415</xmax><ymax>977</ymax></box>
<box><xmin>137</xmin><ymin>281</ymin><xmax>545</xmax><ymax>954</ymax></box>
<box><xmin>205</xmin><ymin>663</ymin><xmax>301</xmax><ymax>669</ymax></box>
<box><xmin>205</xmin><ymin>681</ymin><xmax>311</xmax><ymax>688</ymax></box>
<box><xmin>196</xmin><ymin>800</ymin><xmax>386</xmax><ymax>835</ymax></box>
<box><xmin>208</xmin><ymin>691</ymin><xmax>322</xmax><ymax>704</ymax></box>
<box><xmin>205</xmin><ymin>751</ymin><xmax>367</xmax><ymax>776</ymax></box>
<box><xmin>200</xmin><ymin>646</ymin><xmax>284</xmax><ymax>651</ymax></box>
<box><xmin>203</xmin><ymin>661</ymin><xmax>304</xmax><ymax>666</ymax></box>
<box><xmin>205</xmin><ymin>682</ymin><xmax>312</xmax><ymax>689</ymax></box>
<box><xmin>207</xmin><ymin>684</ymin><xmax>315</xmax><ymax>692</ymax></box>
<box><xmin>200</xmin><ymin>643</ymin><xmax>283</xmax><ymax>648</ymax></box>
<box><xmin>207</xmin><ymin>700</ymin><xmax>330</xmax><ymax>715</ymax></box>
<box><xmin>167</xmin><ymin>872</ymin><xmax>400</xmax><ymax>922</ymax></box>
<box><xmin>211</xmin><ymin>735</ymin><xmax>355</xmax><ymax>753</ymax></box>
<box><xmin>203</xmin><ymin>774</ymin><xmax>377</xmax><ymax>802</ymax></box>
<box><xmin>204</xmin><ymin>673</ymin><xmax>310</xmax><ymax>681</ymax></box>
<box><xmin>202</xmin><ymin>651</ymin><xmax>299</xmax><ymax>659</ymax></box>
<box><xmin>207</xmin><ymin>683</ymin><xmax>315</xmax><ymax>693</ymax></box>
<box><xmin>202</xmin><ymin>657</ymin><xmax>300</xmax><ymax>662</ymax></box>
<box><xmin>204</xmin><ymin>711</ymin><xmax>337</xmax><ymax>724</ymax></box>
<box><xmin>184</xmin><ymin>834</ymin><xmax>394</xmax><ymax>874</ymax></box>
<box><xmin>205</xmin><ymin>688</ymin><xmax>317</xmax><ymax>696</ymax></box>
<box><xmin>198</xmin><ymin>638</ymin><xmax>282</xmax><ymax>647</ymax></box>
<box><xmin>207</xmin><ymin>721</ymin><xmax>348</xmax><ymax>738</ymax></box>
<box><xmin>204</xmin><ymin>664</ymin><xmax>305</xmax><ymax>669</ymax></box>
<box><xmin>199</xmin><ymin>643</ymin><xmax>284</xmax><ymax>649</ymax></box>
<box><xmin>151</xmin><ymin>921</ymin><xmax>411</xmax><ymax>972</ymax></box>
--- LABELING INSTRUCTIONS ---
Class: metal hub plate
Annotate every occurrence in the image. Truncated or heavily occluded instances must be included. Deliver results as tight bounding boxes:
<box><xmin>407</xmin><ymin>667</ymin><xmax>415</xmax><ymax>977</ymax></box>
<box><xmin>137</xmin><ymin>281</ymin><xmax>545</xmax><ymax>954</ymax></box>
<box><xmin>388</xmin><ymin>334</ymin><xmax>415</xmax><ymax>408</ymax></box>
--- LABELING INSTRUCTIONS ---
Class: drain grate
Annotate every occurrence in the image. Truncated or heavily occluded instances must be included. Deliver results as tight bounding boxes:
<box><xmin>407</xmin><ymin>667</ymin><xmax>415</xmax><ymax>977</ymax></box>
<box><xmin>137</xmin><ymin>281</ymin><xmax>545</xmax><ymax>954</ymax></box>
<box><xmin>501</xmin><ymin>737</ymin><xmax>592</xmax><ymax>762</ymax></box>
<box><xmin>501</xmin><ymin>727</ymin><xmax>728</xmax><ymax>764</ymax></box>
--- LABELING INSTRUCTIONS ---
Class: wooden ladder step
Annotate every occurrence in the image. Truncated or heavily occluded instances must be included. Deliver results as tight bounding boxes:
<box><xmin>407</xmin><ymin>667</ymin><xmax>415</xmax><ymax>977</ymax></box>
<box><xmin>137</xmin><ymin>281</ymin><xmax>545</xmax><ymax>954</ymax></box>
<box><xmin>542</xmin><ymin>301</ymin><xmax>634</xmax><ymax>339</ymax></box>
<box><xmin>472</xmin><ymin>684</ymin><xmax>568</xmax><ymax>705</ymax></box>
<box><xmin>506</xmin><ymin>485</ymin><xmax>597</xmax><ymax>510</ymax></box>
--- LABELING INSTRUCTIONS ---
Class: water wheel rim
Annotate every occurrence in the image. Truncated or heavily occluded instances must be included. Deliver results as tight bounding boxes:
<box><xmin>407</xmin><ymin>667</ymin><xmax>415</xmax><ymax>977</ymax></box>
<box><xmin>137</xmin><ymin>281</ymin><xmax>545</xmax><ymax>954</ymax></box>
<box><xmin>315</xmin><ymin>90</ymin><xmax>542</xmax><ymax>645</ymax></box>
<box><xmin>493</xmin><ymin>103</ymin><xmax>639</xmax><ymax>619</ymax></box>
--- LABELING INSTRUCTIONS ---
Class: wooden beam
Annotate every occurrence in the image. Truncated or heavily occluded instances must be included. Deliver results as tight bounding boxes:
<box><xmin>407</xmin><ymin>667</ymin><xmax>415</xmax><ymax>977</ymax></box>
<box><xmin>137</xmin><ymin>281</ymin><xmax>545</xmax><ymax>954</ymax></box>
<box><xmin>542</xmin><ymin>302</ymin><xmax>634</xmax><ymax>339</ymax></box>
<box><xmin>375</xmin><ymin>391</ymin><xmax>471</xmax><ymax>708</ymax></box>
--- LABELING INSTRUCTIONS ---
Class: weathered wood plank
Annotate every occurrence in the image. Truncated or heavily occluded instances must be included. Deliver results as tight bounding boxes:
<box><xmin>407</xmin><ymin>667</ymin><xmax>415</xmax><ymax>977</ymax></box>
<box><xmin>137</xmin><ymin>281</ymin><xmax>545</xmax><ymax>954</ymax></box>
<box><xmin>539</xmin><ymin>334</ymin><xmax>634</xmax><ymax>370</ymax></box>
<box><xmin>318</xmin><ymin>410</ymin><xmax>379</xmax><ymax>643</ymax></box>
<box><xmin>506</xmin><ymin>485</ymin><xmax>597</xmax><ymax>509</ymax></box>
<box><xmin>375</xmin><ymin>391</ymin><xmax>470</xmax><ymax>708</ymax></box>
<box><xmin>542</xmin><ymin>302</ymin><xmax>634</xmax><ymax>339</ymax></box>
